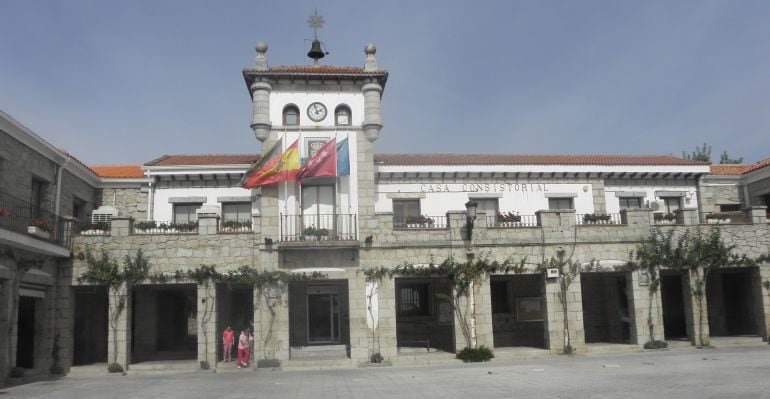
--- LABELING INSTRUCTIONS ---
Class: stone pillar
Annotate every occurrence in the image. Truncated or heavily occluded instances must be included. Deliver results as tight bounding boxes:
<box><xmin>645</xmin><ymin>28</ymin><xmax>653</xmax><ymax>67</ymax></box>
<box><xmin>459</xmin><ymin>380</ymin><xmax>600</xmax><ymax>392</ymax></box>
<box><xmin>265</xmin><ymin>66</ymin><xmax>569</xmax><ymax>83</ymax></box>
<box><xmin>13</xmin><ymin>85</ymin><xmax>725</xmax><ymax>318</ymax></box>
<box><xmin>678</xmin><ymin>208</ymin><xmax>700</xmax><ymax>225</ymax></box>
<box><xmin>746</xmin><ymin>206</ymin><xmax>768</xmax><ymax>224</ymax></box>
<box><xmin>374</xmin><ymin>277</ymin><xmax>397</xmax><ymax>360</ymax></box>
<box><xmin>620</xmin><ymin>208</ymin><xmax>653</xmax><ymax>228</ymax></box>
<box><xmin>197</xmin><ymin>283</ymin><xmax>217</xmax><ymax>368</ymax></box>
<box><xmin>250</xmin><ymin>81</ymin><xmax>272</xmax><ymax>142</ymax></box>
<box><xmin>473</xmin><ymin>275</ymin><xmax>494</xmax><ymax>349</ymax></box>
<box><xmin>110</xmin><ymin>217</ymin><xmax>133</xmax><ymax>237</ymax></box>
<box><xmin>362</xmin><ymin>82</ymin><xmax>383</xmax><ymax>142</ymax></box>
<box><xmin>681</xmin><ymin>271</ymin><xmax>710</xmax><ymax>346</ymax></box>
<box><xmin>536</xmin><ymin>209</ymin><xmax>577</xmax><ymax>230</ymax></box>
<box><xmin>628</xmin><ymin>270</ymin><xmax>665</xmax><ymax>347</ymax></box>
<box><xmin>543</xmin><ymin>272</ymin><xmax>585</xmax><ymax>353</ymax></box>
<box><xmin>756</xmin><ymin>266</ymin><xmax>770</xmax><ymax>341</ymax></box>
<box><xmin>348</xmin><ymin>274</ymin><xmax>368</xmax><ymax>361</ymax></box>
<box><xmin>107</xmin><ymin>284</ymin><xmax>131</xmax><ymax>369</ymax></box>
<box><xmin>253</xmin><ymin>283</ymin><xmax>289</xmax><ymax>362</ymax></box>
<box><xmin>356</xmin><ymin>136</ymin><xmax>377</xmax><ymax>232</ymax></box>
<box><xmin>196</xmin><ymin>207</ymin><xmax>220</xmax><ymax>235</ymax></box>
<box><xmin>0</xmin><ymin>275</ymin><xmax>11</xmax><ymax>378</ymax></box>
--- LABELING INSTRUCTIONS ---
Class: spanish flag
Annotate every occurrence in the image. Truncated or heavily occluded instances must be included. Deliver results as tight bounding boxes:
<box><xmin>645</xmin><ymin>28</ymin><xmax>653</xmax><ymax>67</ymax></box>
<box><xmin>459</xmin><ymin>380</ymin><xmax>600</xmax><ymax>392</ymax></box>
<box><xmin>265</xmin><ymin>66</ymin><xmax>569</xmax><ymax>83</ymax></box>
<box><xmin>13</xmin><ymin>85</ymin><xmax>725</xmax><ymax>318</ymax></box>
<box><xmin>240</xmin><ymin>139</ymin><xmax>300</xmax><ymax>188</ymax></box>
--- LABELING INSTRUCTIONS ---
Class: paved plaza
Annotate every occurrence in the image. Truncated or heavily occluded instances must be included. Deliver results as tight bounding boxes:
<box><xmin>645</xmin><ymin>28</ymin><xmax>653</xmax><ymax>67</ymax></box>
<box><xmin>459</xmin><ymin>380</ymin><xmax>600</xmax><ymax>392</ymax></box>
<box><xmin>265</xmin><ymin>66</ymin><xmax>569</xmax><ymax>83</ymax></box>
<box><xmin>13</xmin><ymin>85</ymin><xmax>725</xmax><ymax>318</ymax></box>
<box><xmin>3</xmin><ymin>343</ymin><xmax>770</xmax><ymax>399</ymax></box>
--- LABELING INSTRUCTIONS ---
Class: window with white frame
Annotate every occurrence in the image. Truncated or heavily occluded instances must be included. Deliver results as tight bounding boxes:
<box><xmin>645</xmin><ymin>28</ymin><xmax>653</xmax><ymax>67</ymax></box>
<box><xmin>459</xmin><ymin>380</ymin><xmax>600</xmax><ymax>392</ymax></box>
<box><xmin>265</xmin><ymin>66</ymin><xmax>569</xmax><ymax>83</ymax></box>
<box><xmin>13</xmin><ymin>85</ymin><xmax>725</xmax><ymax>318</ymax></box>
<box><xmin>173</xmin><ymin>203</ymin><xmax>201</xmax><ymax>224</ymax></box>
<box><xmin>548</xmin><ymin>197</ymin><xmax>573</xmax><ymax>210</ymax></box>
<box><xmin>393</xmin><ymin>199</ymin><xmax>420</xmax><ymax>226</ymax></box>
<box><xmin>619</xmin><ymin>197</ymin><xmax>643</xmax><ymax>210</ymax></box>
<box><xmin>222</xmin><ymin>202</ymin><xmax>251</xmax><ymax>221</ymax></box>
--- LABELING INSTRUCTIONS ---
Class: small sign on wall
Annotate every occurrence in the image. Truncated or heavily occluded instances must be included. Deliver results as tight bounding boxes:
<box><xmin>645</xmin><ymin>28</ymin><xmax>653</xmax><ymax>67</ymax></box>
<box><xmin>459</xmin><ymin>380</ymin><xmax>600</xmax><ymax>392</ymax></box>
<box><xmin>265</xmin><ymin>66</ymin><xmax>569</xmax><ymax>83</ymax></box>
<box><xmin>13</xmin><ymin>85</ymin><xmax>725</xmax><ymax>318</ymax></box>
<box><xmin>546</xmin><ymin>268</ymin><xmax>560</xmax><ymax>279</ymax></box>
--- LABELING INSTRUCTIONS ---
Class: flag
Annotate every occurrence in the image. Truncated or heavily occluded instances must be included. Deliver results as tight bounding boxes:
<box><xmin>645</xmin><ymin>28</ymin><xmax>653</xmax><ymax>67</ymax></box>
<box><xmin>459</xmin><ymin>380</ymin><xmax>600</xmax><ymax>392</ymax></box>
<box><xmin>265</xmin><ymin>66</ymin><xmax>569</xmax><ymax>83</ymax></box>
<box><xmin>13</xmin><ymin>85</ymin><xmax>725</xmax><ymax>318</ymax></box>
<box><xmin>336</xmin><ymin>138</ymin><xmax>350</xmax><ymax>176</ymax></box>
<box><xmin>298</xmin><ymin>138</ymin><xmax>336</xmax><ymax>178</ymax></box>
<box><xmin>240</xmin><ymin>139</ymin><xmax>300</xmax><ymax>188</ymax></box>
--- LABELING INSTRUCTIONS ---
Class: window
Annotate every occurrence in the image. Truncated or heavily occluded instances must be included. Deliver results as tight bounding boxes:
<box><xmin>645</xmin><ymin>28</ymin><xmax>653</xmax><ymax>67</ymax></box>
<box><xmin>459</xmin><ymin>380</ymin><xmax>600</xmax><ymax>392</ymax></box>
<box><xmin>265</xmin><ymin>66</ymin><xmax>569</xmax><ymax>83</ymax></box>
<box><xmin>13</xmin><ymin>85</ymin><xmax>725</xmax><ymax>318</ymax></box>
<box><xmin>335</xmin><ymin>105</ymin><xmax>351</xmax><ymax>126</ymax></box>
<box><xmin>490</xmin><ymin>280</ymin><xmax>510</xmax><ymax>314</ymax></box>
<box><xmin>619</xmin><ymin>197</ymin><xmax>643</xmax><ymax>210</ymax></box>
<box><xmin>173</xmin><ymin>203</ymin><xmax>201</xmax><ymax>224</ymax></box>
<box><xmin>548</xmin><ymin>197</ymin><xmax>573</xmax><ymax>210</ymax></box>
<box><xmin>474</xmin><ymin>198</ymin><xmax>499</xmax><ymax>218</ymax></box>
<box><xmin>393</xmin><ymin>199</ymin><xmax>420</xmax><ymax>226</ymax></box>
<box><xmin>72</xmin><ymin>197</ymin><xmax>87</xmax><ymax>223</ymax></box>
<box><xmin>718</xmin><ymin>204</ymin><xmax>741</xmax><ymax>212</ymax></box>
<box><xmin>30</xmin><ymin>178</ymin><xmax>47</xmax><ymax>217</ymax></box>
<box><xmin>661</xmin><ymin>197</ymin><xmax>681</xmax><ymax>214</ymax></box>
<box><xmin>222</xmin><ymin>202</ymin><xmax>251</xmax><ymax>221</ymax></box>
<box><xmin>282</xmin><ymin>104</ymin><xmax>300</xmax><ymax>126</ymax></box>
<box><xmin>398</xmin><ymin>283</ymin><xmax>430</xmax><ymax>317</ymax></box>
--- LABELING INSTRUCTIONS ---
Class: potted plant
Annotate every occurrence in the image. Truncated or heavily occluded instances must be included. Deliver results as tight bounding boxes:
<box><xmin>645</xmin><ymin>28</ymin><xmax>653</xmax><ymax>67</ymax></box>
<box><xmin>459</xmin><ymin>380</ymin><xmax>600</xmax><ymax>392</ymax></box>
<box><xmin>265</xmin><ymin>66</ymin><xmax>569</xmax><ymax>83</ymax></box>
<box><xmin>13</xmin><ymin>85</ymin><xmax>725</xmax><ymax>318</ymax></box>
<box><xmin>405</xmin><ymin>215</ymin><xmax>434</xmax><ymax>227</ymax></box>
<box><xmin>28</xmin><ymin>217</ymin><xmax>52</xmax><ymax>238</ymax></box>
<box><xmin>496</xmin><ymin>211</ymin><xmax>522</xmax><ymax>225</ymax></box>
<box><xmin>303</xmin><ymin>226</ymin><xmax>330</xmax><ymax>239</ymax></box>
<box><xmin>582</xmin><ymin>213</ymin><xmax>612</xmax><ymax>224</ymax></box>
<box><xmin>653</xmin><ymin>213</ymin><xmax>676</xmax><ymax>223</ymax></box>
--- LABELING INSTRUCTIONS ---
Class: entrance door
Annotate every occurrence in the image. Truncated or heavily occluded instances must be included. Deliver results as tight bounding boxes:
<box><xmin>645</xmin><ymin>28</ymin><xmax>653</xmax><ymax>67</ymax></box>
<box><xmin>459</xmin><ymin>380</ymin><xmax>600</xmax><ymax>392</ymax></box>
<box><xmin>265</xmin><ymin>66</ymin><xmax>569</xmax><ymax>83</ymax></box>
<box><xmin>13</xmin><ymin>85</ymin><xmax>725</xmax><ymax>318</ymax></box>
<box><xmin>16</xmin><ymin>296</ymin><xmax>36</xmax><ymax>368</ymax></box>
<box><xmin>306</xmin><ymin>286</ymin><xmax>341</xmax><ymax>344</ymax></box>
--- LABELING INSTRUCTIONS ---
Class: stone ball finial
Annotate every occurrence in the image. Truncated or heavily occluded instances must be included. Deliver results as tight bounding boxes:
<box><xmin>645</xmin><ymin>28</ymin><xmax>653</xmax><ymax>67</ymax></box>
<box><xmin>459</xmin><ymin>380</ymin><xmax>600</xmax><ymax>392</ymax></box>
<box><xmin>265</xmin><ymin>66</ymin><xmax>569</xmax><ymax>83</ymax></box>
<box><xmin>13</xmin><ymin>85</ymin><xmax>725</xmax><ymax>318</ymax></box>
<box><xmin>364</xmin><ymin>43</ymin><xmax>376</xmax><ymax>55</ymax></box>
<box><xmin>255</xmin><ymin>41</ymin><xmax>268</xmax><ymax>54</ymax></box>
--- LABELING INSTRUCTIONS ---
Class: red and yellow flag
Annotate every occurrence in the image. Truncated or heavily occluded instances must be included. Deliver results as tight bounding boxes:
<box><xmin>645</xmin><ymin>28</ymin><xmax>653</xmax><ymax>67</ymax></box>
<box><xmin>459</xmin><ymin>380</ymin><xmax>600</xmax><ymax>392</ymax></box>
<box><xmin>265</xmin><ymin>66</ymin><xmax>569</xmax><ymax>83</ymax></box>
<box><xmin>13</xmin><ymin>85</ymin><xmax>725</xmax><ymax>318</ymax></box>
<box><xmin>240</xmin><ymin>139</ymin><xmax>300</xmax><ymax>188</ymax></box>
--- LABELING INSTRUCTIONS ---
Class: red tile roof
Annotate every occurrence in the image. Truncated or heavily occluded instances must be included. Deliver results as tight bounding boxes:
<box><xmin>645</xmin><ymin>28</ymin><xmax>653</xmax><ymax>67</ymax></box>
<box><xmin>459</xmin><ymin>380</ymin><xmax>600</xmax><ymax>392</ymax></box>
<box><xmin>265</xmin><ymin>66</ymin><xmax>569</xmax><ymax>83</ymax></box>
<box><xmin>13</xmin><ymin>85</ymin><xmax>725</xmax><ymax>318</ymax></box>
<box><xmin>144</xmin><ymin>154</ymin><xmax>259</xmax><ymax>167</ymax></box>
<box><xmin>374</xmin><ymin>154</ymin><xmax>708</xmax><ymax>166</ymax></box>
<box><xmin>90</xmin><ymin>164</ymin><xmax>145</xmax><ymax>178</ymax></box>
<box><xmin>709</xmin><ymin>158</ymin><xmax>770</xmax><ymax>175</ymax></box>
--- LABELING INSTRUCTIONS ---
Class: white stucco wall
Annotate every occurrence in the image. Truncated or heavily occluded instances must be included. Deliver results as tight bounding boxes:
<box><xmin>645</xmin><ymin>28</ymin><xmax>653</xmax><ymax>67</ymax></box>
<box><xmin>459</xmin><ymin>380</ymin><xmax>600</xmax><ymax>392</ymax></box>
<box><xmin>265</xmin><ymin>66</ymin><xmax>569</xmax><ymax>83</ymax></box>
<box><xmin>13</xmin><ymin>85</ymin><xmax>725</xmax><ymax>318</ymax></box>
<box><xmin>604</xmin><ymin>182</ymin><xmax>698</xmax><ymax>214</ymax></box>
<box><xmin>152</xmin><ymin>186</ymin><xmax>254</xmax><ymax>222</ymax></box>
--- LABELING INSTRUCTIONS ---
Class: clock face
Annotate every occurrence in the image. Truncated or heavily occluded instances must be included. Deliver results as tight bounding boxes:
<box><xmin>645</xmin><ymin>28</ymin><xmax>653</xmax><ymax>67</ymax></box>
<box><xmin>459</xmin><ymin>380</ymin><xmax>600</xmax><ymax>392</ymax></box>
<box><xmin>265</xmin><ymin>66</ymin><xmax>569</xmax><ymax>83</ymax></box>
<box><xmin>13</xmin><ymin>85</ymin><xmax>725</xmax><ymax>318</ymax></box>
<box><xmin>307</xmin><ymin>102</ymin><xmax>327</xmax><ymax>122</ymax></box>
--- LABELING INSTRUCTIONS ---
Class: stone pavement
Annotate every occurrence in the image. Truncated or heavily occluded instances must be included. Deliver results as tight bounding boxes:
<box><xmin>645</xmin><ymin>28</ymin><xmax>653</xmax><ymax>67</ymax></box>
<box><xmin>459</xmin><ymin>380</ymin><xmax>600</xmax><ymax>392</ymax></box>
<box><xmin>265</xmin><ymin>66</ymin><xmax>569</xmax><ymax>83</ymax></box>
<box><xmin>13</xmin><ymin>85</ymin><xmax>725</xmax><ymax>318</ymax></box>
<box><xmin>3</xmin><ymin>343</ymin><xmax>770</xmax><ymax>399</ymax></box>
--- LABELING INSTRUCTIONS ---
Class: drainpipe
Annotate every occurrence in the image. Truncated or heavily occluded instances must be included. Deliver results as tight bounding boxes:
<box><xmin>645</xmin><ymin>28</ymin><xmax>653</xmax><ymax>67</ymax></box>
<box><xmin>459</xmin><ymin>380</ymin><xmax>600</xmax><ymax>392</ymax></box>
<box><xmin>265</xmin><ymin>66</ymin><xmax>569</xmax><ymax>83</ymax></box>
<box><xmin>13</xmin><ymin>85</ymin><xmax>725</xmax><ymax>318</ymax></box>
<box><xmin>54</xmin><ymin>158</ymin><xmax>71</xmax><ymax>216</ymax></box>
<box><xmin>146</xmin><ymin>172</ymin><xmax>155</xmax><ymax>221</ymax></box>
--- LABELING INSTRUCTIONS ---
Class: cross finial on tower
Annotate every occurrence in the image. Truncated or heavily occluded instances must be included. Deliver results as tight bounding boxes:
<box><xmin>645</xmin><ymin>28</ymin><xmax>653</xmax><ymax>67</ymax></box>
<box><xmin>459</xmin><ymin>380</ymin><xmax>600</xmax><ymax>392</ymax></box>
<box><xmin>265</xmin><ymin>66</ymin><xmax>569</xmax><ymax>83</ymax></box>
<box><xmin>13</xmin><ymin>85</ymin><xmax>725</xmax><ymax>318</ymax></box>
<box><xmin>307</xmin><ymin>9</ymin><xmax>325</xmax><ymax>40</ymax></box>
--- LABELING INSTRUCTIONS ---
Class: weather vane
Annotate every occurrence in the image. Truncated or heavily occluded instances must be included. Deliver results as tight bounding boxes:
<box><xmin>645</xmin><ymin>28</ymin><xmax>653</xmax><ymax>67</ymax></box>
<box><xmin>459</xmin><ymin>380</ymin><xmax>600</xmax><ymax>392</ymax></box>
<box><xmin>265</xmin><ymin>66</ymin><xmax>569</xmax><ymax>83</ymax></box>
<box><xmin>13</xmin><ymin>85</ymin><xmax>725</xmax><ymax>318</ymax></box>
<box><xmin>307</xmin><ymin>9</ymin><xmax>325</xmax><ymax>40</ymax></box>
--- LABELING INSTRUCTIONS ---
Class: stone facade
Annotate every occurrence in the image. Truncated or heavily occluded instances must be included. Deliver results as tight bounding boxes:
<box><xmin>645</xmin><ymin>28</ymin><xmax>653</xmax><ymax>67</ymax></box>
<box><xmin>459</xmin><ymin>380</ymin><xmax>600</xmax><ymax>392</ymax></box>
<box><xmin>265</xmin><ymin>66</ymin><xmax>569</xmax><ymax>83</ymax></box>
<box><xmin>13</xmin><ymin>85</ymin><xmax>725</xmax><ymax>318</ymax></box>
<box><xmin>100</xmin><ymin>187</ymin><xmax>148</xmax><ymax>221</ymax></box>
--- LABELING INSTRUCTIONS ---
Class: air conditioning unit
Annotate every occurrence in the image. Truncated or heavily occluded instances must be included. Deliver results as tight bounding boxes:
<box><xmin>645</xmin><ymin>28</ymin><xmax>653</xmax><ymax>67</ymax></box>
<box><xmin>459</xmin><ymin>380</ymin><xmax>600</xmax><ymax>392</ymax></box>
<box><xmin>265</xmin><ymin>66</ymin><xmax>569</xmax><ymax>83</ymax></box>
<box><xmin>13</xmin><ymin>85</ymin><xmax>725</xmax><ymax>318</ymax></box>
<box><xmin>91</xmin><ymin>206</ymin><xmax>119</xmax><ymax>224</ymax></box>
<box><xmin>649</xmin><ymin>200</ymin><xmax>665</xmax><ymax>211</ymax></box>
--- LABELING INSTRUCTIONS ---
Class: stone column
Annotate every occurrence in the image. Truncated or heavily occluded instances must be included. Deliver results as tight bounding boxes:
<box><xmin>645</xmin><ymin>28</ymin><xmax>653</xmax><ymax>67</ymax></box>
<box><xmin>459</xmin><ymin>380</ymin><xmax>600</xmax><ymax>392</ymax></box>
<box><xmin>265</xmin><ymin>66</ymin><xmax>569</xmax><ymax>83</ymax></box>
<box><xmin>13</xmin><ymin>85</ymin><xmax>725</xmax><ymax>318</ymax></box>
<box><xmin>473</xmin><ymin>275</ymin><xmax>494</xmax><ymax>349</ymax></box>
<box><xmin>107</xmin><ymin>284</ymin><xmax>131</xmax><ymax>369</ymax></box>
<box><xmin>362</xmin><ymin>81</ymin><xmax>383</xmax><ymax>142</ymax></box>
<box><xmin>746</xmin><ymin>206</ymin><xmax>768</xmax><ymax>224</ymax></box>
<box><xmin>678</xmin><ymin>208</ymin><xmax>700</xmax><ymax>225</ymax></box>
<box><xmin>681</xmin><ymin>271</ymin><xmax>710</xmax><ymax>346</ymax></box>
<box><xmin>543</xmin><ymin>272</ymin><xmax>586</xmax><ymax>354</ymax></box>
<box><xmin>110</xmin><ymin>217</ymin><xmax>133</xmax><ymax>237</ymax></box>
<box><xmin>196</xmin><ymin>207</ymin><xmax>219</xmax><ymax>235</ymax></box>
<box><xmin>250</xmin><ymin>81</ymin><xmax>272</xmax><ymax>142</ymax></box>
<box><xmin>348</xmin><ymin>273</ymin><xmax>369</xmax><ymax>361</ymax></box>
<box><xmin>253</xmin><ymin>283</ymin><xmax>289</xmax><ymax>362</ymax></box>
<box><xmin>756</xmin><ymin>266</ymin><xmax>770</xmax><ymax>341</ymax></box>
<box><xmin>620</xmin><ymin>208</ymin><xmax>653</xmax><ymax>228</ymax></box>
<box><xmin>374</xmin><ymin>277</ymin><xmax>397</xmax><ymax>360</ymax></box>
<box><xmin>628</xmin><ymin>270</ymin><xmax>665</xmax><ymax>347</ymax></box>
<box><xmin>197</xmin><ymin>283</ymin><xmax>217</xmax><ymax>368</ymax></box>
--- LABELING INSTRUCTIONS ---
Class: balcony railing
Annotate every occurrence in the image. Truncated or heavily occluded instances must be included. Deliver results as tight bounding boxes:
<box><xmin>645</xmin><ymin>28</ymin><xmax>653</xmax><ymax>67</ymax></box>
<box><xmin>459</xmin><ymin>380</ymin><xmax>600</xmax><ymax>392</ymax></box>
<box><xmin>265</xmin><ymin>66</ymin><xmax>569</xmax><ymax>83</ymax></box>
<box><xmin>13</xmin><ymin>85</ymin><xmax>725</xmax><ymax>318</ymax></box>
<box><xmin>133</xmin><ymin>220</ymin><xmax>198</xmax><ymax>235</ymax></box>
<box><xmin>653</xmin><ymin>213</ymin><xmax>679</xmax><ymax>225</ymax></box>
<box><xmin>218</xmin><ymin>219</ymin><xmax>253</xmax><ymax>233</ymax></box>
<box><xmin>486</xmin><ymin>214</ymin><xmax>539</xmax><ymax>228</ymax></box>
<box><xmin>700</xmin><ymin>211</ymin><xmax>750</xmax><ymax>225</ymax></box>
<box><xmin>280</xmin><ymin>214</ymin><xmax>357</xmax><ymax>241</ymax></box>
<box><xmin>393</xmin><ymin>215</ymin><xmax>448</xmax><ymax>229</ymax></box>
<box><xmin>0</xmin><ymin>188</ymin><xmax>78</xmax><ymax>249</ymax></box>
<box><xmin>576</xmin><ymin>213</ymin><xmax>623</xmax><ymax>225</ymax></box>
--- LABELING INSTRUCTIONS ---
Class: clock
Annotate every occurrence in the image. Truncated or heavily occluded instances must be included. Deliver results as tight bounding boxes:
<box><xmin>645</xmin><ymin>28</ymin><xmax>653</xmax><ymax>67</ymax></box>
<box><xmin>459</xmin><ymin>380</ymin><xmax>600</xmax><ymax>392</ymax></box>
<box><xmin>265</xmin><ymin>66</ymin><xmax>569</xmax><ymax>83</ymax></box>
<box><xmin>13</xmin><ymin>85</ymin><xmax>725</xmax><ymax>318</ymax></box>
<box><xmin>307</xmin><ymin>102</ymin><xmax>327</xmax><ymax>122</ymax></box>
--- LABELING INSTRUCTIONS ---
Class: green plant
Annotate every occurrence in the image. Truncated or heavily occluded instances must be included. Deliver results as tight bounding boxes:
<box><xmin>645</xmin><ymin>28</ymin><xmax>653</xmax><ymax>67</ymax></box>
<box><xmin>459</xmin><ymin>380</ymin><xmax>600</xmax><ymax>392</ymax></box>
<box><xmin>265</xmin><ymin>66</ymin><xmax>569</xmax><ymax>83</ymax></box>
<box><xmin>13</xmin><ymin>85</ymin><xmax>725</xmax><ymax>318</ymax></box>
<box><xmin>370</xmin><ymin>352</ymin><xmax>384</xmax><ymax>363</ymax></box>
<box><xmin>302</xmin><ymin>226</ymin><xmax>330</xmax><ymax>237</ymax></box>
<box><xmin>644</xmin><ymin>340</ymin><xmax>668</xmax><ymax>349</ymax></box>
<box><xmin>82</xmin><ymin>221</ymin><xmax>110</xmax><ymax>231</ymax></box>
<box><xmin>221</xmin><ymin>220</ymin><xmax>250</xmax><ymax>229</ymax></box>
<box><xmin>456</xmin><ymin>346</ymin><xmax>494</xmax><ymax>362</ymax></box>
<box><xmin>653</xmin><ymin>213</ymin><xmax>676</xmax><ymax>222</ymax></box>
<box><xmin>496</xmin><ymin>211</ymin><xmax>522</xmax><ymax>223</ymax></box>
<box><xmin>9</xmin><ymin>366</ymin><xmax>24</xmax><ymax>378</ymax></box>
<box><xmin>582</xmin><ymin>213</ymin><xmax>612</xmax><ymax>223</ymax></box>
<box><xmin>134</xmin><ymin>221</ymin><xmax>157</xmax><ymax>230</ymax></box>
<box><xmin>107</xmin><ymin>362</ymin><xmax>124</xmax><ymax>373</ymax></box>
<box><xmin>405</xmin><ymin>215</ymin><xmax>434</xmax><ymax>225</ymax></box>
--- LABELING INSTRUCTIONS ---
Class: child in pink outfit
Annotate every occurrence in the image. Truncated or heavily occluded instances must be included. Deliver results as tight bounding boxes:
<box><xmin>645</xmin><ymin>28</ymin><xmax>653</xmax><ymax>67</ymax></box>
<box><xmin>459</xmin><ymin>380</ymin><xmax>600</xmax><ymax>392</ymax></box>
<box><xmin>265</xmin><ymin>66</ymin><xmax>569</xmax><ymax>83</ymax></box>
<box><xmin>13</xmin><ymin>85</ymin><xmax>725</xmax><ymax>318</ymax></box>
<box><xmin>222</xmin><ymin>326</ymin><xmax>234</xmax><ymax>362</ymax></box>
<box><xmin>237</xmin><ymin>330</ymin><xmax>250</xmax><ymax>368</ymax></box>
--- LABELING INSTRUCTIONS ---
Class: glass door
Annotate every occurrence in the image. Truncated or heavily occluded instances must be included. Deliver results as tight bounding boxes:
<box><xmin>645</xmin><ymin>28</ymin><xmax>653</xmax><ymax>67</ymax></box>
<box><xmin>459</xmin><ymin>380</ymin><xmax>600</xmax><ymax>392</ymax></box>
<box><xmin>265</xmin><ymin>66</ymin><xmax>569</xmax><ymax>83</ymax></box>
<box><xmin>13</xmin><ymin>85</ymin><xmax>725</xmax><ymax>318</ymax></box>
<box><xmin>306</xmin><ymin>286</ymin><xmax>341</xmax><ymax>344</ymax></box>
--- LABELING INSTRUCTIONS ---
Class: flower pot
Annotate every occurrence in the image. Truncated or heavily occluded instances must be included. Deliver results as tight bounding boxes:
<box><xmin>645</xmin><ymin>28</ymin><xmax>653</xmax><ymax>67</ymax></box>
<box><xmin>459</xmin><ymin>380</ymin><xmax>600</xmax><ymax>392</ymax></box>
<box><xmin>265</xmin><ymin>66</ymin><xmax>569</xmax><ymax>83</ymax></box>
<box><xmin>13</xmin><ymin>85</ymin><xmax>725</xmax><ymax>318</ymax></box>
<box><xmin>28</xmin><ymin>226</ymin><xmax>51</xmax><ymax>239</ymax></box>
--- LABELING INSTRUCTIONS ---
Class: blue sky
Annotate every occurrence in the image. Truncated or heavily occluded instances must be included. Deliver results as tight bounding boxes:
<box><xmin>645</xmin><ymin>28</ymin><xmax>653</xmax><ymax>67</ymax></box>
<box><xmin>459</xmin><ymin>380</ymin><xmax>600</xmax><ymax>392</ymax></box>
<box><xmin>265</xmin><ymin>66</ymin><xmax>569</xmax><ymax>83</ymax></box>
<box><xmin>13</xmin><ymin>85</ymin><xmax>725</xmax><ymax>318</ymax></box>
<box><xmin>1</xmin><ymin>0</ymin><xmax>769</xmax><ymax>165</ymax></box>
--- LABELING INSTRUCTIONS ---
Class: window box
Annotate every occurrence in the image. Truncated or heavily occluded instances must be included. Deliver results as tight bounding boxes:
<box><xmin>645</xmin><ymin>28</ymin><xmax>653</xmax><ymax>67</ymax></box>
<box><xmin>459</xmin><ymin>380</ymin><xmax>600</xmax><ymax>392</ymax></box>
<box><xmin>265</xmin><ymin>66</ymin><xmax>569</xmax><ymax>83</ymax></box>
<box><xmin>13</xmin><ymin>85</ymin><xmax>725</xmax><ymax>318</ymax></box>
<box><xmin>27</xmin><ymin>226</ymin><xmax>50</xmax><ymax>239</ymax></box>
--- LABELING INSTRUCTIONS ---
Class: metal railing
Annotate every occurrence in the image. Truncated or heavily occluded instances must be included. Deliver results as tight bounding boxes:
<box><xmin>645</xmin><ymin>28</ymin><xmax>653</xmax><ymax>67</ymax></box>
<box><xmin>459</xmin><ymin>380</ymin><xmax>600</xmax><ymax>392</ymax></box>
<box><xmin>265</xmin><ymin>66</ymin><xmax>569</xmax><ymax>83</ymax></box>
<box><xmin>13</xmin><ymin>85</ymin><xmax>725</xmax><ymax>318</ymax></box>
<box><xmin>0</xmin><ymin>188</ymin><xmax>78</xmax><ymax>249</ymax></box>
<box><xmin>393</xmin><ymin>215</ymin><xmax>448</xmax><ymax>229</ymax></box>
<box><xmin>653</xmin><ymin>213</ymin><xmax>679</xmax><ymax>225</ymax></box>
<box><xmin>280</xmin><ymin>214</ymin><xmax>357</xmax><ymax>241</ymax></box>
<box><xmin>576</xmin><ymin>213</ymin><xmax>623</xmax><ymax>225</ymax></box>
<box><xmin>700</xmin><ymin>211</ymin><xmax>749</xmax><ymax>225</ymax></box>
<box><xmin>218</xmin><ymin>219</ymin><xmax>253</xmax><ymax>233</ymax></box>
<box><xmin>133</xmin><ymin>220</ymin><xmax>198</xmax><ymax>235</ymax></box>
<box><xmin>486</xmin><ymin>214</ymin><xmax>539</xmax><ymax>228</ymax></box>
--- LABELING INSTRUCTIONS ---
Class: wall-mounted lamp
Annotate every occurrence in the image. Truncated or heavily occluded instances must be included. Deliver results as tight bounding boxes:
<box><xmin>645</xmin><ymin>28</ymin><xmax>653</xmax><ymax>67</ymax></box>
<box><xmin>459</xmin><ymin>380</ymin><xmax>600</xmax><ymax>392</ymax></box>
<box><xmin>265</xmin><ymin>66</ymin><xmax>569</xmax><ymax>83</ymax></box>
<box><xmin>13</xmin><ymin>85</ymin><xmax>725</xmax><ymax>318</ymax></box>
<box><xmin>465</xmin><ymin>200</ymin><xmax>478</xmax><ymax>240</ymax></box>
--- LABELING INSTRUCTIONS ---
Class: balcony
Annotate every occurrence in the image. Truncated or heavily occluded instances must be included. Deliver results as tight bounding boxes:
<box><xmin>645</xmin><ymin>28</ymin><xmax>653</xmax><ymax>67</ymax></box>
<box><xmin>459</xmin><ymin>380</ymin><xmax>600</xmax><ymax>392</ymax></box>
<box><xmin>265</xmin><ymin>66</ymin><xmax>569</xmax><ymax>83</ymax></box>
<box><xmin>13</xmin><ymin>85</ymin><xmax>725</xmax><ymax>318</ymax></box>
<box><xmin>486</xmin><ymin>214</ymin><xmax>539</xmax><ymax>228</ymax></box>
<box><xmin>279</xmin><ymin>214</ymin><xmax>357</xmax><ymax>245</ymax></box>
<box><xmin>0</xmin><ymin>188</ymin><xmax>77</xmax><ymax>252</ymax></box>
<box><xmin>700</xmin><ymin>211</ymin><xmax>750</xmax><ymax>225</ymax></box>
<box><xmin>576</xmin><ymin>213</ymin><xmax>624</xmax><ymax>226</ymax></box>
<box><xmin>393</xmin><ymin>215</ymin><xmax>448</xmax><ymax>229</ymax></box>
